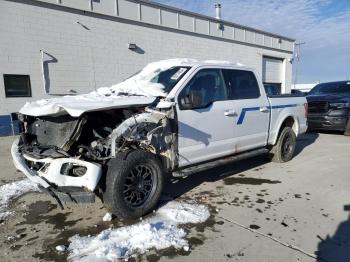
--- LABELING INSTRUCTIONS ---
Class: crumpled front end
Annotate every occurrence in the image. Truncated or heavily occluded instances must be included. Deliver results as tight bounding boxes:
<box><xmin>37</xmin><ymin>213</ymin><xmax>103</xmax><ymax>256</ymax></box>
<box><xmin>12</xmin><ymin>137</ymin><xmax>102</xmax><ymax>204</ymax></box>
<box><xmin>12</xmin><ymin>104</ymin><xmax>177</xmax><ymax>205</ymax></box>
<box><xmin>11</xmin><ymin>111</ymin><xmax>111</xmax><ymax>204</ymax></box>
<box><xmin>12</xmin><ymin>138</ymin><xmax>102</xmax><ymax>191</ymax></box>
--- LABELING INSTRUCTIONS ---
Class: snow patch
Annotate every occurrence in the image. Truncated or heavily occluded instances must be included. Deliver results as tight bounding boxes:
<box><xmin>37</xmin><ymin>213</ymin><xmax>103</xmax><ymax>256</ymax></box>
<box><xmin>56</xmin><ymin>245</ymin><xmax>67</xmax><ymax>252</ymax></box>
<box><xmin>102</xmin><ymin>212</ymin><xmax>113</xmax><ymax>222</ymax></box>
<box><xmin>68</xmin><ymin>201</ymin><xmax>210</xmax><ymax>261</ymax></box>
<box><xmin>0</xmin><ymin>179</ymin><xmax>40</xmax><ymax>221</ymax></box>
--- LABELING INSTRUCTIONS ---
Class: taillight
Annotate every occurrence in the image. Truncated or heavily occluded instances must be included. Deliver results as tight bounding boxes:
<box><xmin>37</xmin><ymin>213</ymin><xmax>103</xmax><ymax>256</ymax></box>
<box><xmin>304</xmin><ymin>103</ymin><xmax>308</xmax><ymax>118</ymax></box>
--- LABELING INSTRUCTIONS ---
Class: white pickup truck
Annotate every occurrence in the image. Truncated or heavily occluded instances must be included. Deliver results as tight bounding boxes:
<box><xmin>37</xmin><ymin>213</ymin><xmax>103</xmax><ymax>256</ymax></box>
<box><xmin>12</xmin><ymin>59</ymin><xmax>307</xmax><ymax>218</ymax></box>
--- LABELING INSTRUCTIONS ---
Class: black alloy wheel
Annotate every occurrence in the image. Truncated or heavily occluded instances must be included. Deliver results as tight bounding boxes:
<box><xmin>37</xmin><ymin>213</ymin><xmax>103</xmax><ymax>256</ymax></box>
<box><xmin>123</xmin><ymin>164</ymin><xmax>156</xmax><ymax>207</ymax></box>
<box><xmin>104</xmin><ymin>150</ymin><xmax>164</xmax><ymax>219</ymax></box>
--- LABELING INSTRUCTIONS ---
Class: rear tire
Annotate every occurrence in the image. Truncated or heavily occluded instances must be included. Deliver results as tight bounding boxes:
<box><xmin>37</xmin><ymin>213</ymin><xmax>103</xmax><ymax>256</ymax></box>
<box><xmin>104</xmin><ymin>150</ymin><xmax>164</xmax><ymax>219</ymax></box>
<box><xmin>271</xmin><ymin>127</ymin><xmax>296</xmax><ymax>163</ymax></box>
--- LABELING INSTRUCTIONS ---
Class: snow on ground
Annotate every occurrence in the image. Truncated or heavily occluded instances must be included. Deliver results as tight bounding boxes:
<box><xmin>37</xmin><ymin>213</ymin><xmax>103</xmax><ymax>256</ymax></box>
<box><xmin>68</xmin><ymin>201</ymin><xmax>210</xmax><ymax>261</ymax></box>
<box><xmin>0</xmin><ymin>179</ymin><xmax>39</xmax><ymax>221</ymax></box>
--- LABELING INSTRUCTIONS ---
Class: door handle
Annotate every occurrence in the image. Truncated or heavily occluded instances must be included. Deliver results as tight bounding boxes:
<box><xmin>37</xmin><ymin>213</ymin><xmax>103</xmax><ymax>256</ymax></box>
<box><xmin>260</xmin><ymin>106</ymin><xmax>270</xmax><ymax>113</ymax></box>
<box><xmin>224</xmin><ymin>109</ymin><xmax>237</xmax><ymax>117</ymax></box>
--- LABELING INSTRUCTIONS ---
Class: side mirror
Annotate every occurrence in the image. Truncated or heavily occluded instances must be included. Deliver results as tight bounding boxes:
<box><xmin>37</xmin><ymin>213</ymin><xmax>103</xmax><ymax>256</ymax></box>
<box><xmin>181</xmin><ymin>90</ymin><xmax>203</xmax><ymax>109</ymax></box>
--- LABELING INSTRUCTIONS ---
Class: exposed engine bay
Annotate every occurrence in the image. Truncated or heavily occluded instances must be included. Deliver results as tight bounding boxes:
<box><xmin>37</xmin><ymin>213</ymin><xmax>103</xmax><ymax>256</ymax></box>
<box><xmin>16</xmin><ymin>106</ymin><xmax>177</xmax><ymax>194</ymax></box>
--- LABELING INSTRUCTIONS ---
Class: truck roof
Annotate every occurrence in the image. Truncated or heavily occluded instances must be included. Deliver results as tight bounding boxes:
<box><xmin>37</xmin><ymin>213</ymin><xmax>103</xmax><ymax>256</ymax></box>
<box><xmin>167</xmin><ymin>58</ymin><xmax>248</xmax><ymax>69</ymax></box>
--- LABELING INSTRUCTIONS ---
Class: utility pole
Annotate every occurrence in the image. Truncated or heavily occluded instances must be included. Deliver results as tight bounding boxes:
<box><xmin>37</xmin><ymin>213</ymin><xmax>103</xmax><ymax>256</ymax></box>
<box><xmin>293</xmin><ymin>42</ymin><xmax>306</xmax><ymax>88</ymax></box>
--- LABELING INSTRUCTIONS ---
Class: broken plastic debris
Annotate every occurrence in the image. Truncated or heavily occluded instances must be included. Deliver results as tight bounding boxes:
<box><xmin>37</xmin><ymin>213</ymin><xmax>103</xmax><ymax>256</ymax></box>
<box><xmin>183</xmin><ymin>246</ymin><xmax>190</xmax><ymax>252</ymax></box>
<box><xmin>102</xmin><ymin>212</ymin><xmax>113</xmax><ymax>222</ymax></box>
<box><xmin>56</xmin><ymin>245</ymin><xmax>66</xmax><ymax>252</ymax></box>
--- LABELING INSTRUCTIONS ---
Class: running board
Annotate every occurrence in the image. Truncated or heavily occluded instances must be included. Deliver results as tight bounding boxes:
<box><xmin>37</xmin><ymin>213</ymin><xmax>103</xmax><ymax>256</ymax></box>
<box><xmin>173</xmin><ymin>148</ymin><xmax>269</xmax><ymax>177</ymax></box>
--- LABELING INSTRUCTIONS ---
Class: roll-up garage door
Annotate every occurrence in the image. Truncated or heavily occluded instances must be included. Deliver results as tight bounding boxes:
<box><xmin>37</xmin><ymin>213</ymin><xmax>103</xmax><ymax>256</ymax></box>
<box><xmin>262</xmin><ymin>56</ymin><xmax>283</xmax><ymax>84</ymax></box>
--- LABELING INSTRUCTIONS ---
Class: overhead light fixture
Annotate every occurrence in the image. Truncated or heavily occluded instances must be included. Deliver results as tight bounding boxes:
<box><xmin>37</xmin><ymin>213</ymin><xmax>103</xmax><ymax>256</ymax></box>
<box><xmin>128</xmin><ymin>43</ymin><xmax>137</xmax><ymax>50</ymax></box>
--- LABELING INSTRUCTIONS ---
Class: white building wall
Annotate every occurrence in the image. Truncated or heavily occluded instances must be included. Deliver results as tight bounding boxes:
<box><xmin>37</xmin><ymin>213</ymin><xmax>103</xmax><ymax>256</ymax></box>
<box><xmin>0</xmin><ymin>0</ymin><xmax>294</xmax><ymax>116</ymax></box>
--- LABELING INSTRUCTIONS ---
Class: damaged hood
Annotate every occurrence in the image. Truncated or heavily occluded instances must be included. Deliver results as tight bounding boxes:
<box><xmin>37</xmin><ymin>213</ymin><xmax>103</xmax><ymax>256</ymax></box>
<box><xmin>20</xmin><ymin>95</ymin><xmax>156</xmax><ymax>117</ymax></box>
<box><xmin>20</xmin><ymin>58</ymin><xmax>197</xmax><ymax>117</ymax></box>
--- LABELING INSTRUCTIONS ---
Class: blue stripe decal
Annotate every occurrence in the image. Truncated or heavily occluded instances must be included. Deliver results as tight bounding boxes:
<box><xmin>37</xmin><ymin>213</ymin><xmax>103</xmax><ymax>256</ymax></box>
<box><xmin>270</xmin><ymin>104</ymin><xmax>297</xmax><ymax>109</ymax></box>
<box><xmin>237</xmin><ymin>104</ymin><xmax>298</xmax><ymax>125</ymax></box>
<box><xmin>237</xmin><ymin>107</ymin><xmax>260</xmax><ymax>125</ymax></box>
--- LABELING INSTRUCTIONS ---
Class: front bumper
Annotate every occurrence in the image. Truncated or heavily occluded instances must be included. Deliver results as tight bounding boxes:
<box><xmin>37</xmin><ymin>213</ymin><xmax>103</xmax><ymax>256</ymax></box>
<box><xmin>307</xmin><ymin>114</ymin><xmax>349</xmax><ymax>131</ymax></box>
<box><xmin>11</xmin><ymin>138</ymin><xmax>102</xmax><ymax>192</ymax></box>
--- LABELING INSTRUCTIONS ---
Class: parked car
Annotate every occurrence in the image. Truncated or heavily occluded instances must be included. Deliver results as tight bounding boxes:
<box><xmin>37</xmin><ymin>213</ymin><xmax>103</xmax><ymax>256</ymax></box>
<box><xmin>264</xmin><ymin>84</ymin><xmax>281</xmax><ymax>96</ymax></box>
<box><xmin>11</xmin><ymin>59</ymin><xmax>308</xmax><ymax>219</ymax></box>
<box><xmin>307</xmin><ymin>81</ymin><xmax>350</xmax><ymax>135</ymax></box>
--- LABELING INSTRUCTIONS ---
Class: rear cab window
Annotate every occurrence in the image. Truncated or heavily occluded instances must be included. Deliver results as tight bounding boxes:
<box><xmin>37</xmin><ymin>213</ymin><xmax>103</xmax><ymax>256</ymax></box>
<box><xmin>222</xmin><ymin>69</ymin><xmax>260</xmax><ymax>99</ymax></box>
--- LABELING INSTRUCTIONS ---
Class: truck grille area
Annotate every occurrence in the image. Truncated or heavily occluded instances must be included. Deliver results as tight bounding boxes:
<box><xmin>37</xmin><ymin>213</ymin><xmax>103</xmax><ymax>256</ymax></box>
<box><xmin>26</xmin><ymin>115</ymin><xmax>81</xmax><ymax>149</ymax></box>
<box><xmin>308</xmin><ymin>101</ymin><xmax>329</xmax><ymax>114</ymax></box>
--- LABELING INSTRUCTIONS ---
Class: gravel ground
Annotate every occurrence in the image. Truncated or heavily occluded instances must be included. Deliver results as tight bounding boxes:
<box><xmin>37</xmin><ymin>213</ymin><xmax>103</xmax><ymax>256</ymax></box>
<box><xmin>0</xmin><ymin>132</ymin><xmax>349</xmax><ymax>262</ymax></box>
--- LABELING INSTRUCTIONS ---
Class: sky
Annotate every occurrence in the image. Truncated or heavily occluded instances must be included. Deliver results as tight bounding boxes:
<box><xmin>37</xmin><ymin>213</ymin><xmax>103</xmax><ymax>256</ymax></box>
<box><xmin>154</xmin><ymin>0</ymin><xmax>350</xmax><ymax>84</ymax></box>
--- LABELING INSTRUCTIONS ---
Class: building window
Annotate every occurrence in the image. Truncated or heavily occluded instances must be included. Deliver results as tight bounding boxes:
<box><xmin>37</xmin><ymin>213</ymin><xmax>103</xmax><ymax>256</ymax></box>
<box><xmin>3</xmin><ymin>74</ymin><xmax>32</xmax><ymax>97</ymax></box>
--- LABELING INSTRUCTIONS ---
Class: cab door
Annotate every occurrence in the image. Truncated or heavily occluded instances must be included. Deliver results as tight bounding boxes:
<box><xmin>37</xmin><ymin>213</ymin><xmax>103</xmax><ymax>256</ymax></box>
<box><xmin>176</xmin><ymin>68</ymin><xmax>237</xmax><ymax>167</ymax></box>
<box><xmin>221</xmin><ymin>69</ymin><xmax>270</xmax><ymax>152</ymax></box>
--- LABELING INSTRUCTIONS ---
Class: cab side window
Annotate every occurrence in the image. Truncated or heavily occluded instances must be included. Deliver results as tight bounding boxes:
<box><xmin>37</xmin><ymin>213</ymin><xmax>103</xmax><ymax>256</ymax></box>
<box><xmin>179</xmin><ymin>69</ymin><xmax>227</xmax><ymax>109</ymax></box>
<box><xmin>222</xmin><ymin>69</ymin><xmax>260</xmax><ymax>100</ymax></box>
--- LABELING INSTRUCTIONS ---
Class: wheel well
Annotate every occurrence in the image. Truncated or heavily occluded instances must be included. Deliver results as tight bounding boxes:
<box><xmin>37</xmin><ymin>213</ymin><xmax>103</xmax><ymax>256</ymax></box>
<box><xmin>281</xmin><ymin>116</ymin><xmax>295</xmax><ymax>129</ymax></box>
<box><xmin>277</xmin><ymin>116</ymin><xmax>295</xmax><ymax>140</ymax></box>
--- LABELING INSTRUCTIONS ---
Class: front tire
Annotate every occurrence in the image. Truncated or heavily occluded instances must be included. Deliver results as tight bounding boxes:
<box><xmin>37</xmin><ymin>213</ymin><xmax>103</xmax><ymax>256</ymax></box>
<box><xmin>104</xmin><ymin>150</ymin><xmax>164</xmax><ymax>219</ymax></box>
<box><xmin>271</xmin><ymin>127</ymin><xmax>296</xmax><ymax>163</ymax></box>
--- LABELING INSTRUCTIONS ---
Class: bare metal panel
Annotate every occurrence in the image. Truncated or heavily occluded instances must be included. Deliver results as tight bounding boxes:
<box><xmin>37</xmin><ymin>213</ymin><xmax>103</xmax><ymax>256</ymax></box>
<box><xmin>222</xmin><ymin>25</ymin><xmax>233</xmax><ymax>40</ymax></box>
<box><xmin>161</xmin><ymin>9</ymin><xmax>177</xmax><ymax>28</ymax></box>
<box><xmin>245</xmin><ymin>30</ymin><xmax>254</xmax><ymax>43</ymax></box>
<box><xmin>234</xmin><ymin>28</ymin><xmax>244</xmax><ymax>42</ymax></box>
<box><xmin>264</xmin><ymin>35</ymin><xmax>272</xmax><ymax>47</ymax></box>
<box><xmin>280</xmin><ymin>39</ymin><xmax>289</xmax><ymax>50</ymax></box>
<box><xmin>195</xmin><ymin>18</ymin><xmax>209</xmax><ymax>35</ymax></box>
<box><xmin>61</xmin><ymin>0</ymin><xmax>90</xmax><ymax>11</ymax></box>
<box><xmin>42</xmin><ymin>0</ymin><xmax>60</xmax><ymax>4</ymax></box>
<box><xmin>209</xmin><ymin>21</ymin><xmax>221</xmax><ymax>37</ymax></box>
<box><xmin>32</xmin><ymin>0</ymin><xmax>294</xmax><ymax>52</ymax></box>
<box><xmin>141</xmin><ymin>4</ymin><xmax>159</xmax><ymax>25</ymax></box>
<box><xmin>272</xmin><ymin>37</ymin><xmax>280</xmax><ymax>49</ymax></box>
<box><xmin>118</xmin><ymin>0</ymin><xmax>139</xmax><ymax>20</ymax></box>
<box><xmin>255</xmin><ymin>33</ymin><xmax>263</xmax><ymax>45</ymax></box>
<box><xmin>179</xmin><ymin>14</ymin><xmax>193</xmax><ymax>32</ymax></box>
<box><xmin>91</xmin><ymin>0</ymin><xmax>115</xmax><ymax>16</ymax></box>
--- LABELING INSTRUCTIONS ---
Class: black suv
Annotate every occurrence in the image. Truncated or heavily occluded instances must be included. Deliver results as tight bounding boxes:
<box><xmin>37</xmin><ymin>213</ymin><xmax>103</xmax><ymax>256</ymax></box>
<box><xmin>307</xmin><ymin>81</ymin><xmax>350</xmax><ymax>135</ymax></box>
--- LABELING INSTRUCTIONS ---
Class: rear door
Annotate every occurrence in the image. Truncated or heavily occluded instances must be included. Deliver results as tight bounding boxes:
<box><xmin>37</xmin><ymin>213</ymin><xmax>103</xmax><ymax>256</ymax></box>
<box><xmin>222</xmin><ymin>69</ymin><xmax>270</xmax><ymax>152</ymax></box>
<box><xmin>176</xmin><ymin>68</ymin><xmax>236</xmax><ymax>167</ymax></box>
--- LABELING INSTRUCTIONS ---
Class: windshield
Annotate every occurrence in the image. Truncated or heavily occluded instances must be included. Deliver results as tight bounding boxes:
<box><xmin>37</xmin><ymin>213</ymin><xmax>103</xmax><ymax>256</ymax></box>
<box><xmin>150</xmin><ymin>66</ymin><xmax>190</xmax><ymax>93</ymax></box>
<box><xmin>97</xmin><ymin>64</ymin><xmax>192</xmax><ymax>98</ymax></box>
<box><xmin>309</xmin><ymin>82</ymin><xmax>350</xmax><ymax>95</ymax></box>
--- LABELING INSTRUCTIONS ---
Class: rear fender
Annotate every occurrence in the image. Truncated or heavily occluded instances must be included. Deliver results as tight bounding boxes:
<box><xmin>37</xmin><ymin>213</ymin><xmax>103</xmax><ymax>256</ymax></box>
<box><xmin>269</xmin><ymin>111</ymin><xmax>299</xmax><ymax>145</ymax></box>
